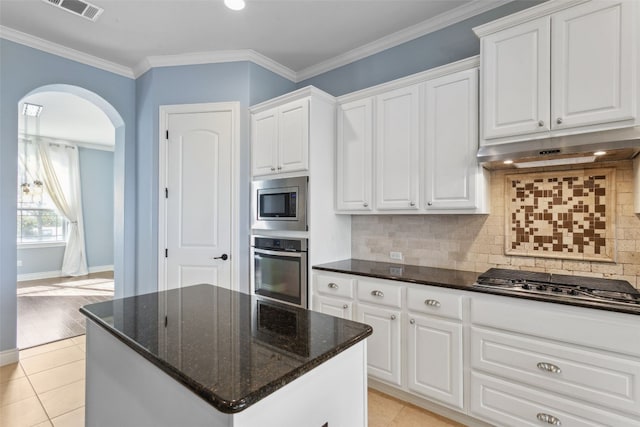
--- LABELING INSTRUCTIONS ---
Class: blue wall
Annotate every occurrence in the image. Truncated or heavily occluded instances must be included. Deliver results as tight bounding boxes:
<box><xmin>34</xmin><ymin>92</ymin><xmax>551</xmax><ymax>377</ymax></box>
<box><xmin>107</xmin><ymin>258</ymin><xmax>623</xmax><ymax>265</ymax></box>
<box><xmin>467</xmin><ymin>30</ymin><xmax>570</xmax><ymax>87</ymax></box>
<box><xmin>79</xmin><ymin>147</ymin><xmax>114</xmax><ymax>268</ymax></box>
<box><xmin>298</xmin><ymin>1</ymin><xmax>544</xmax><ymax>96</ymax></box>
<box><xmin>134</xmin><ymin>62</ymin><xmax>294</xmax><ymax>294</ymax></box>
<box><xmin>0</xmin><ymin>39</ymin><xmax>136</xmax><ymax>354</ymax></box>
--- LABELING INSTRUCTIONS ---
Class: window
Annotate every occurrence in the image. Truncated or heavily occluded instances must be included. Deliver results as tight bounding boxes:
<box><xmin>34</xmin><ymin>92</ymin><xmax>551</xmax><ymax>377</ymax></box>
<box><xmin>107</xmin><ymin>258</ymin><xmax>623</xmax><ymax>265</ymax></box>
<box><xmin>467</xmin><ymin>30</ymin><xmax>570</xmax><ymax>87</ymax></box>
<box><xmin>17</xmin><ymin>140</ymin><xmax>68</xmax><ymax>244</ymax></box>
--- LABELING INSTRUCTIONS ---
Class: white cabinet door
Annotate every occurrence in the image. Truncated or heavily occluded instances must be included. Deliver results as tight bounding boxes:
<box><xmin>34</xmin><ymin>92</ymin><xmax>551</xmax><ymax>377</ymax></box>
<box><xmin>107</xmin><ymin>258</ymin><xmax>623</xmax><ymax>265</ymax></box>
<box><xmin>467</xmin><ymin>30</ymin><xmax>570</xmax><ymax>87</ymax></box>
<box><xmin>481</xmin><ymin>17</ymin><xmax>551</xmax><ymax>141</ymax></box>
<box><xmin>424</xmin><ymin>69</ymin><xmax>480</xmax><ymax>210</ymax></box>
<box><xmin>278</xmin><ymin>99</ymin><xmax>309</xmax><ymax>174</ymax></box>
<box><xmin>313</xmin><ymin>295</ymin><xmax>353</xmax><ymax>320</ymax></box>
<box><xmin>551</xmin><ymin>0</ymin><xmax>636</xmax><ymax>130</ymax></box>
<box><xmin>337</xmin><ymin>98</ymin><xmax>373</xmax><ymax>211</ymax></box>
<box><xmin>357</xmin><ymin>304</ymin><xmax>402</xmax><ymax>385</ymax></box>
<box><xmin>407</xmin><ymin>314</ymin><xmax>463</xmax><ymax>409</ymax></box>
<box><xmin>251</xmin><ymin>109</ymin><xmax>278</xmax><ymax>176</ymax></box>
<box><xmin>375</xmin><ymin>85</ymin><xmax>420</xmax><ymax>210</ymax></box>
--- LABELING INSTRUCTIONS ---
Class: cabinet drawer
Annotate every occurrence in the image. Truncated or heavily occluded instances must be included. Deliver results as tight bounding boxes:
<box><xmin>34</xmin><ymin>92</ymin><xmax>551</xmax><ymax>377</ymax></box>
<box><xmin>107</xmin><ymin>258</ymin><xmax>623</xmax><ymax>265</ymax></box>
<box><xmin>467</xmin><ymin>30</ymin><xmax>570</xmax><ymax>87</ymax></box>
<box><xmin>357</xmin><ymin>279</ymin><xmax>403</xmax><ymax>308</ymax></box>
<box><xmin>471</xmin><ymin>372</ymin><xmax>639</xmax><ymax>427</ymax></box>
<box><xmin>471</xmin><ymin>327</ymin><xmax>640</xmax><ymax>416</ymax></box>
<box><xmin>314</xmin><ymin>274</ymin><xmax>354</xmax><ymax>299</ymax></box>
<box><xmin>406</xmin><ymin>286</ymin><xmax>462</xmax><ymax>320</ymax></box>
<box><xmin>471</xmin><ymin>294</ymin><xmax>640</xmax><ymax>357</ymax></box>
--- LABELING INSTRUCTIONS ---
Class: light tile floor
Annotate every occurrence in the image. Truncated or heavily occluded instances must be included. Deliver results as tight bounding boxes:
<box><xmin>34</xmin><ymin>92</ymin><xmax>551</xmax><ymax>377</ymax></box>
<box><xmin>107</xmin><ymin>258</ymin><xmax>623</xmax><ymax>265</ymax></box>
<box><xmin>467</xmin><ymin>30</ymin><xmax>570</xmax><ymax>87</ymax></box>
<box><xmin>2</xmin><ymin>335</ymin><xmax>465</xmax><ymax>427</ymax></box>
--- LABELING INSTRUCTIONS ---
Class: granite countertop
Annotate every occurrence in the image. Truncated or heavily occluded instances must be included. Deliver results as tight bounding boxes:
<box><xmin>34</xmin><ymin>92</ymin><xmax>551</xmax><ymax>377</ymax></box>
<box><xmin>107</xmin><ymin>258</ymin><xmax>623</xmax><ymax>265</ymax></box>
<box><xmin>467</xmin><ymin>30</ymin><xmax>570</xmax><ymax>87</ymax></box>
<box><xmin>313</xmin><ymin>259</ymin><xmax>640</xmax><ymax>315</ymax></box>
<box><xmin>80</xmin><ymin>285</ymin><xmax>372</xmax><ymax>414</ymax></box>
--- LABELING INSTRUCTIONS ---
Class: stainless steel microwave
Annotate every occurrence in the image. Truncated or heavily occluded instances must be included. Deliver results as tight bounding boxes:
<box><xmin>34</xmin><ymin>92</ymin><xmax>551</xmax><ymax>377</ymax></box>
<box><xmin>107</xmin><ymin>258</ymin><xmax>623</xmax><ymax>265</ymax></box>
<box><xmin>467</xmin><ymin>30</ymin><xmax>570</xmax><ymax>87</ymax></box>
<box><xmin>251</xmin><ymin>176</ymin><xmax>308</xmax><ymax>231</ymax></box>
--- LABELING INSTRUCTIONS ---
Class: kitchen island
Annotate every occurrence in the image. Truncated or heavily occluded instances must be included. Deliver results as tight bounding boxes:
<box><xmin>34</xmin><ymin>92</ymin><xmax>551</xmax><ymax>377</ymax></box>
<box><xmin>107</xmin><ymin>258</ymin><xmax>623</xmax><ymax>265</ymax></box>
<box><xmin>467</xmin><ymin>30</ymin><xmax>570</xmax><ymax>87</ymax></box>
<box><xmin>80</xmin><ymin>284</ymin><xmax>372</xmax><ymax>427</ymax></box>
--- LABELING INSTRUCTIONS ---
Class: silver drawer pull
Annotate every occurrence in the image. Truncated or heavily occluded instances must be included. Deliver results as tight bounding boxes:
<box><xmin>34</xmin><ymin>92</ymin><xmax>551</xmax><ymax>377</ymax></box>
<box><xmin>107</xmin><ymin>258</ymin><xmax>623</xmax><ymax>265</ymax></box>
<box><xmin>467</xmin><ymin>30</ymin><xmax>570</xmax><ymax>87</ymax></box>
<box><xmin>424</xmin><ymin>299</ymin><xmax>441</xmax><ymax>307</ymax></box>
<box><xmin>327</xmin><ymin>282</ymin><xmax>339</xmax><ymax>289</ymax></box>
<box><xmin>371</xmin><ymin>290</ymin><xmax>384</xmax><ymax>297</ymax></box>
<box><xmin>390</xmin><ymin>315</ymin><xmax>396</xmax><ymax>320</ymax></box>
<box><xmin>537</xmin><ymin>413</ymin><xmax>561</xmax><ymax>426</ymax></box>
<box><xmin>537</xmin><ymin>362</ymin><xmax>562</xmax><ymax>374</ymax></box>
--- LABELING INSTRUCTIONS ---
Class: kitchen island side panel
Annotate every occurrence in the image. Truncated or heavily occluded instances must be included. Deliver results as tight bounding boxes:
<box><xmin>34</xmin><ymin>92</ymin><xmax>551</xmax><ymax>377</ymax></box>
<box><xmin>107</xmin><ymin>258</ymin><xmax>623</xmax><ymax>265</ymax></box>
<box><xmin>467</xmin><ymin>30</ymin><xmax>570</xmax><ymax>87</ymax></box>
<box><xmin>85</xmin><ymin>319</ymin><xmax>368</xmax><ymax>427</ymax></box>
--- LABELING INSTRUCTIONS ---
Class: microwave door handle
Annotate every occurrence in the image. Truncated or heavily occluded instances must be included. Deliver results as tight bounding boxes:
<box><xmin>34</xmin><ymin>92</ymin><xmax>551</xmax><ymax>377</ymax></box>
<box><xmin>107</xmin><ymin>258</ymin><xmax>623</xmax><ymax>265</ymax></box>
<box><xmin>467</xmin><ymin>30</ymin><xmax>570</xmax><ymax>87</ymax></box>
<box><xmin>254</xmin><ymin>248</ymin><xmax>303</xmax><ymax>258</ymax></box>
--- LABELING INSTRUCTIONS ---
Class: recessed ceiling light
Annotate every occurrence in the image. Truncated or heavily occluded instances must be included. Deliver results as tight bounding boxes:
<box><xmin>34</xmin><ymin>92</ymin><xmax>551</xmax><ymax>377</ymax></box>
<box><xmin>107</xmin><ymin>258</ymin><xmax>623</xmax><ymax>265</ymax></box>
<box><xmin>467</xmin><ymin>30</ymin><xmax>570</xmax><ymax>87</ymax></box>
<box><xmin>224</xmin><ymin>0</ymin><xmax>245</xmax><ymax>11</ymax></box>
<box><xmin>22</xmin><ymin>103</ymin><xmax>43</xmax><ymax>117</ymax></box>
<box><xmin>503</xmin><ymin>159</ymin><xmax>513</xmax><ymax>165</ymax></box>
<box><xmin>594</xmin><ymin>150</ymin><xmax>607</xmax><ymax>156</ymax></box>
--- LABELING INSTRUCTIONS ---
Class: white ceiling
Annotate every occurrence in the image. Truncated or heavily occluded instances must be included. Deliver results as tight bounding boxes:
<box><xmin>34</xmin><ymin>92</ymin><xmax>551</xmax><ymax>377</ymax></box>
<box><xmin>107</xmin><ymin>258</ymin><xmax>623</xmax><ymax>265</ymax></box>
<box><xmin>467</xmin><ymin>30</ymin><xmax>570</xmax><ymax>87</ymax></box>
<box><xmin>0</xmin><ymin>0</ymin><xmax>507</xmax><ymax>79</ymax></box>
<box><xmin>19</xmin><ymin>92</ymin><xmax>115</xmax><ymax>147</ymax></box>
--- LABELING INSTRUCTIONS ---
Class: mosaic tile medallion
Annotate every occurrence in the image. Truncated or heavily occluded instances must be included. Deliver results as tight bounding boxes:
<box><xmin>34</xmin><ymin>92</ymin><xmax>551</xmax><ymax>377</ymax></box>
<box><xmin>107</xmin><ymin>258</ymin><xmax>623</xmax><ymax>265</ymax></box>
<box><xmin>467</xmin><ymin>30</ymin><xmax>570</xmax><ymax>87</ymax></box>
<box><xmin>505</xmin><ymin>168</ymin><xmax>616</xmax><ymax>262</ymax></box>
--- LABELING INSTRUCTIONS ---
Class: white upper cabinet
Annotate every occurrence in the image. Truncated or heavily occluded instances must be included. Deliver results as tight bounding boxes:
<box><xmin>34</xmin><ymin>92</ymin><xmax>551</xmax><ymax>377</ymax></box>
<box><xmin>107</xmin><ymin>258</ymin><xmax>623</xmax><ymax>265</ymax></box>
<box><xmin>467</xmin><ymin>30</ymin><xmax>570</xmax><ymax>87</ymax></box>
<box><xmin>335</xmin><ymin>57</ymin><xmax>488</xmax><ymax>215</ymax></box>
<box><xmin>375</xmin><ymin>85</ymin><xmax>420</xmax><ymax>211</ymax></box>
<box><xmin>480</xmin><ymin>17</ymin><xmax>551</xmax><ymax>140</ymax></box>
<box><xmin>424</xmin><ymin>68</ymin><xmax>483</xmax><ymax>210</ymax></box>
<box><xmin>251</xmin><ymin>110</ymin><xmax>279</xmax><ymax>176</ymax></box>
<box><xmin>336</xmin><ymin>99</ymin><xmax>373</xmax><ymax>211</ymax></box>
<box><xmin>551</xmin><ymin>0</ymin><xmax>636</xmax><ymax>129</ymax></box>
<box><xmin>476</xmin><ymin>0</ymin><xmax>638</xmax><ymax>145</ymax></box>
<box><xmin>251</xmin><ymin>98</ymin><xmax>309</xmax><ymax>176</ymax></box>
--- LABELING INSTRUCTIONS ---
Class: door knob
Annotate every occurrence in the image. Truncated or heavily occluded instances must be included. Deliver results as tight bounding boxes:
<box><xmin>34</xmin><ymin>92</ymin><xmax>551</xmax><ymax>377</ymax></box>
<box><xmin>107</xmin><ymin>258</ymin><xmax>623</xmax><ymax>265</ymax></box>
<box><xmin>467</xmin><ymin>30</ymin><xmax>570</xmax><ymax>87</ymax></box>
<box><xmin>213</xmin><ymin>254</ymin><xmax>228</xmax><ymax>261</ymax></box>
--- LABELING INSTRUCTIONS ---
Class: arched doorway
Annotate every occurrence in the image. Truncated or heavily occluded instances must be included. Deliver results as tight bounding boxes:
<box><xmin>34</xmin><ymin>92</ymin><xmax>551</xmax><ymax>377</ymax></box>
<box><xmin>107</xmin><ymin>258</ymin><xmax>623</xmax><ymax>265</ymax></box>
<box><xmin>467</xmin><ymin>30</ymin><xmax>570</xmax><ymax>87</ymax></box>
<box><xmin>15</xmin><ymin>84</ymin><xmax>125</xmax><ymax>349</ymax></box>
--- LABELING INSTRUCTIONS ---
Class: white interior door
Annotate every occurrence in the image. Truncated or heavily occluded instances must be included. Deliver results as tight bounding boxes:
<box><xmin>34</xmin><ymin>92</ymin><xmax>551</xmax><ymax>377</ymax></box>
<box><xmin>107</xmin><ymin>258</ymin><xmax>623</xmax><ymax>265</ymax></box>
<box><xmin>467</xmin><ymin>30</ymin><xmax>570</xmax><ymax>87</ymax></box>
<box><xmin>162</xmin><ymin>107</ymin><xmax>233</xmax><ymax>290</ymax></box>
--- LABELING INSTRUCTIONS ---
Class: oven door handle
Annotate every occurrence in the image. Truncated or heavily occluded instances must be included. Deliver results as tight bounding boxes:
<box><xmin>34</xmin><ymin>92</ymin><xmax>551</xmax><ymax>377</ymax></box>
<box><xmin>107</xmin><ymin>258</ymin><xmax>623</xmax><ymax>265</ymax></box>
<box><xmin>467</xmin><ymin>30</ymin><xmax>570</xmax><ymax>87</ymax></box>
<box><xmin>254</xmin><ymin>248</ymin><xmax>303</xmax><ymax>258</ymax></box>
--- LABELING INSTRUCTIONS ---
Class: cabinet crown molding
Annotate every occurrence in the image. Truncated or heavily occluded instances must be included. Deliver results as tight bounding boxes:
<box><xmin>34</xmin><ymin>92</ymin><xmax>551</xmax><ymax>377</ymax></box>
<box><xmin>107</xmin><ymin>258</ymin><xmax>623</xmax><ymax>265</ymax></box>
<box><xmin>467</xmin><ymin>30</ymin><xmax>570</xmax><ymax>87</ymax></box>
<box><xmin>472</xmin><ymin>0</ymin><xmax>590</xmax><ymax>37</ymax></box>
<box><xmin>250</xmin><ymin>85</ymin><xmax>335</xmax><ymax>113</ymax></box>
<box><xmin>336</xmin><ymin>56</ymin><xmax>479</xmax><ymax>104</ymax></box>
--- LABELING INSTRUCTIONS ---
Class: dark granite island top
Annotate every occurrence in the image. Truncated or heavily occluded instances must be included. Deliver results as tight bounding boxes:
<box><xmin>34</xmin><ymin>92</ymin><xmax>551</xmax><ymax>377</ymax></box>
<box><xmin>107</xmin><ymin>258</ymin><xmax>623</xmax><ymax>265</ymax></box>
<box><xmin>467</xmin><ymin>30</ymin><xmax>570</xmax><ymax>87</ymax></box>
<box><xmin>80</xmin><ymin>284</ymin><xmax>372</xmax><ymax>419</ymax></box>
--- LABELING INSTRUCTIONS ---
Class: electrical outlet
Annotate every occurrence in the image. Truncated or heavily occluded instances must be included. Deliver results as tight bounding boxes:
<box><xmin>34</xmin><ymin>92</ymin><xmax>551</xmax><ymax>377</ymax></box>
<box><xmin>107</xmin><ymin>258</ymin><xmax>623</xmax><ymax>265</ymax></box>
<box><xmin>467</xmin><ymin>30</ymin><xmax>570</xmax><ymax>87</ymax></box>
<box><xmin>17</xmin><ymin>260</ymin><xmax>22</xmax><ymax>267</ymax></box>
<box><xmin>389</xmin><ymin>251</ymin><xmax>403</xmax><ymax>261</ymax></box>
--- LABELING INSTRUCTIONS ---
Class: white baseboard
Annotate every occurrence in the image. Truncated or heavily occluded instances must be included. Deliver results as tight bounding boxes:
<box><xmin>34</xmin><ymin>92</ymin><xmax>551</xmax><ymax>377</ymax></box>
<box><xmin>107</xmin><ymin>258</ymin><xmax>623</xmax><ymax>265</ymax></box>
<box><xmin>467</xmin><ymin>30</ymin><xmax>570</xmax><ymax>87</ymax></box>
<box><xmin>18</xmin><ymin>270</ymin><xmax>63</xmax><ymax>282</ymax></box>
<box><xmin>17</xmin><ymin>264</ymin><xmax>114</xmax><ymax>282</ymax></box>
<box><xmin>88</xmin><ymin>264</ymin><xmax>114</xmax><ymax>274</ymax></box>
<box><xmin>0</xmin><ymin>348</ymin><xmax>19</xmax><ymax>366</ymax></box>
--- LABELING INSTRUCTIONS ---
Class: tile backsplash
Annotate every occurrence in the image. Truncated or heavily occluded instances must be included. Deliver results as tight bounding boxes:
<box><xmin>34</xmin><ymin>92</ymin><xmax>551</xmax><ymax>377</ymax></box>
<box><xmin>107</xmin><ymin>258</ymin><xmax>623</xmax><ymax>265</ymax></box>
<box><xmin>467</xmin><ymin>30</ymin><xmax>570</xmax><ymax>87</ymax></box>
<box><xmin>351</xmin><ymin>160</ymin><xmax>640</xmax><ymax>289</ymax></box>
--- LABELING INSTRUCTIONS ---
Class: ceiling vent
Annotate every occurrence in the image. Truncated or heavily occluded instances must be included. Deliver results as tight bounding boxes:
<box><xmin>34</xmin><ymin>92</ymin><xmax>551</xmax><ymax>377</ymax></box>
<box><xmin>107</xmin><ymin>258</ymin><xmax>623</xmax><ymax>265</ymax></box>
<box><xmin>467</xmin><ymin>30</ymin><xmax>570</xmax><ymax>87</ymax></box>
<box><xmin>42</xmin><ymin>0</ymin><xmax>104</xmax><ymax>22</ymax></box>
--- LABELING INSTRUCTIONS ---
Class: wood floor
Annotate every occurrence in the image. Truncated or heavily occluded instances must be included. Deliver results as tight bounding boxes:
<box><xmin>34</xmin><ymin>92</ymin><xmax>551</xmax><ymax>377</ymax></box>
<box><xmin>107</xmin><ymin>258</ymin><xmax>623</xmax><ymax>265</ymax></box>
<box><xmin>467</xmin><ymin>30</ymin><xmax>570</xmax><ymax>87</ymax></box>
<box><xmin>1</xmin><ymin>336</ymin><xmax>465</xmax><ymax>427</ymax></box>
<box><xmin>17</xmin><ymin>272</ymin><xmax>114</xmax><ymax>349</ymax></box>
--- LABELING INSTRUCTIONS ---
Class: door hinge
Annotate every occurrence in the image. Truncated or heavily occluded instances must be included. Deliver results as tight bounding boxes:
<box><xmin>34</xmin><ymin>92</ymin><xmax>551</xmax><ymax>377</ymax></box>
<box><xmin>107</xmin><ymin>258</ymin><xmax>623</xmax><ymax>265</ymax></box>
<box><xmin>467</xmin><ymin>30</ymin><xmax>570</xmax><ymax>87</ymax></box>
<box><xmin>165</xmin><ymin>248</ymin><xmax>168</xmax><ymax>258</ymax></box>
<box><xmin>164</xmin><ymin>316</ymin><xmax>168</xmax><ymax>327</ymax></box>
<box><xmin>165</xmin><ymin>130</ymin><xmax>169</xmax><ymax>139</ymax></box>
<box><xmin>165</xmin><ymin>188</ymin><xmax>168</xmax><ymax>199</ymax></box>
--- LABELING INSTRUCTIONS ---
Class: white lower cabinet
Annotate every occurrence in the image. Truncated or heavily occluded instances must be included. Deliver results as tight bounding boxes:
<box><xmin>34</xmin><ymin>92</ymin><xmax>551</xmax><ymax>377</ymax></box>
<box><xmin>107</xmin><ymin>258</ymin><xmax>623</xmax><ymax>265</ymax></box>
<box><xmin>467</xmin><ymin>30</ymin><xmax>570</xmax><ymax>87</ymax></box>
<box><xmin>356</xmin><ymin>303</ymin><xmax>402</xmax><ymax>386</ymax></box>
<box><xmin>406</xmin><ymin>314</ymin><xmax>463</xmax><ymax>409</ymax></box>
<box><xmin>313</xmin><ymin>295</ymin><xmax>352</xmax><ymax>319</ymax></box>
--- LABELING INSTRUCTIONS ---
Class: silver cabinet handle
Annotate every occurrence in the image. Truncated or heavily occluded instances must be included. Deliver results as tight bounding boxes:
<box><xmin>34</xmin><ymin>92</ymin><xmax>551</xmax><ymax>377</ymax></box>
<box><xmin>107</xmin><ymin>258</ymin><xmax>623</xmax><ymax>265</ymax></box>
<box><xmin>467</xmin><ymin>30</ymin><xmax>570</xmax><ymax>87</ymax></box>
<box><xmin>538</xmin><ymin>120</ymin><xmax>545</xmax><ymax>127</ymax></box>
<box><xmin>409</xmin><ymin>319</ymin><xmax>415</xmax><ymax>325</ymax></box>
<box><xmin>537</xmin><ymin>362</ymin><xmax>562</xmax><ymax>374</ymax></box>
<box><xmin>424</xmin><ymin>299</ymin><xmax>441</xmax><ymax>307</ymax></box>
<box><xmin>390</xmin><ymin>315</ymin><xmax>396</xmax><ymax>320</ymax></box>
<box><xmin>277</xmin><ymin>166</ymin><xmax>282</xmax><ymax>170</ymax></box>
<box><xmin>427</xmin><ymin>201</ymin><xmax>432</xmax><ymax>206</ymax></box>
<box><xmin>327</xmin><ymin>282</ymin><xmax>339</xmax><ymax>289</ymax></box>
<box><xmin>371</xmin><ymin>290</ymin><xmax>384</xmax><ymax>297</ymax></box>
<box><xmin>537</xmin><ymin>413</ymin><xmax>561</xmax><ymax>426</ymax></box>
<box><xmin>363</xmin><ymin>202</ymin><xmax>369</xmax><ymax>207</ymax></box>
<box><xmin>409</xmin><ymin>201</ymin><xmax>416</xmax><ymax>207</ymax></box>
<box><xmin>270</xmin><ymin>167</ymin><xmax>276</xmax><ymax>171</ymax></box>
<box><xmin>342</xmin><ymin>304</ymin><xmax>348</xmax><ymax>309</ymax></box>
<box><xmin>556</xmin><ymin>117</ymin><xmax>563</xmax><ymax>124</ymax></box>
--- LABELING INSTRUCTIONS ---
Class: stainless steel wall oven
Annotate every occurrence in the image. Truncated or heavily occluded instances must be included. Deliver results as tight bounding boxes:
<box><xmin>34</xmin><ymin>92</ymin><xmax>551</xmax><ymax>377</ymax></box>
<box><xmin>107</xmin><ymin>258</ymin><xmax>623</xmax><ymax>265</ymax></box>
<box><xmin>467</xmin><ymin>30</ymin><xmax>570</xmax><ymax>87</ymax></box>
<box><xmin>251</xmin><ymin>236</ymin><xmax>308</xmax><ymax>308</ymax></box>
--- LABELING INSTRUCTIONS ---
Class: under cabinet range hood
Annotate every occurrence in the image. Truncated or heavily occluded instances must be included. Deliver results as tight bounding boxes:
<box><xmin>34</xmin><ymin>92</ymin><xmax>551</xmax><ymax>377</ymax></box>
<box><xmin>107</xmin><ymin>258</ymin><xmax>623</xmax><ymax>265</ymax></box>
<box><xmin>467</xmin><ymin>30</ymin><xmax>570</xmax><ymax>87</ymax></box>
<box><xmin>478</xmin><ymin>126</ymin><xmax>640</xmax><ymax>169</ymax></box>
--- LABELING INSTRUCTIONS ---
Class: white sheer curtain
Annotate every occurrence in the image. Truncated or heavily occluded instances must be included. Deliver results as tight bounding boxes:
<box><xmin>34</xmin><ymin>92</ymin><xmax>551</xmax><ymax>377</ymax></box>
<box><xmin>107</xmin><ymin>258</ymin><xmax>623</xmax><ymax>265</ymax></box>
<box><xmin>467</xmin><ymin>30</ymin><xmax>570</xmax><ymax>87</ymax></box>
<box><xmin>37</xmin><ymin>141</ymin><xmax>88</xmax><ymax>276</ymax></box>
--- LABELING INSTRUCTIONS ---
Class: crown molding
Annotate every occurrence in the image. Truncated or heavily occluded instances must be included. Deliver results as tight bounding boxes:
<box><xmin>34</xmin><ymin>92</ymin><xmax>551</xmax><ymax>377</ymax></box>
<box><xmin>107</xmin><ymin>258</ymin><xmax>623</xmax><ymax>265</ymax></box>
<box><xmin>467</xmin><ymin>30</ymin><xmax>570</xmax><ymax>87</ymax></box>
<box><xmin>295</xmin><ymin>0</ymin><xmax>513</xmax><ymax>82</ymax></box>
<box><xmin>0</xmin><ymin>25</ymin><xmax>135</xmax><ymax>79</ymax></box>
<box><xmin>133</xmin><ymin>49</ymin><xmax>297</xmax><ymax>81</ymax></box>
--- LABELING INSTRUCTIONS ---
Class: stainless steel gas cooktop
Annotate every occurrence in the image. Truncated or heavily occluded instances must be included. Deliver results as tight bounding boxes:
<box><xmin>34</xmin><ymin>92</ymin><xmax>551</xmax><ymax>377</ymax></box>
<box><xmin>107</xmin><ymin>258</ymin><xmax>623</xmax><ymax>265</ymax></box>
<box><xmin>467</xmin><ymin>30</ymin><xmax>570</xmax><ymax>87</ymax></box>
<box><xmin>473</xmin><ymin>268</ymin><xmax>640</xmax><ymax>314</ymax></box>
